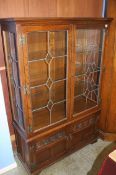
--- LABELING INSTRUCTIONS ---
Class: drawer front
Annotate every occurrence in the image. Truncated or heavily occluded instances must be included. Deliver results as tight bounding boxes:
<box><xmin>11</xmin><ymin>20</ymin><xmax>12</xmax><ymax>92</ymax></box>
<box><xmin>28</xmin><ymin>129</ymin><xmax>68</xmax><ymax>171</ymax></box>
<box><xmin>70</xmin><ymin>115</ymin><xmax>98</xmax><ymax>133</ymax></box>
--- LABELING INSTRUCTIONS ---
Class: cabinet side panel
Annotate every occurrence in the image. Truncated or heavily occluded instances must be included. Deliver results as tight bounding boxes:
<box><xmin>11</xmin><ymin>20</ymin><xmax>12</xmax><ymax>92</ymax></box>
<box><xmin>2</xmin><ymin>25</ymin><xmax>25</xmax><ymax>131</ymax></box>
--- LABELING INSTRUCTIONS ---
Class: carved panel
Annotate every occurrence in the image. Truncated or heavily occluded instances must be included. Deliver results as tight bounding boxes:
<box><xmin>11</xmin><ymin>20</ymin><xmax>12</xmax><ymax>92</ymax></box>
<box><xmin>31</xmin><ymin>131</ymin><xmax>66</xmax><ymax>152</ymax></box>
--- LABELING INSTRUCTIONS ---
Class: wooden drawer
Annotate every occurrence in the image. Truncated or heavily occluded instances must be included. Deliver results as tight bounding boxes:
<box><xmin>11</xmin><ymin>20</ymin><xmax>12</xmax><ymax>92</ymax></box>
<box><xmin>28</xmin><ymin>129</ymin><xmax>68</xmax><ymax>171</ymax></box>
<box><xmin>70</xmin><ymin>114</ymin><xmax>98</xmax><ymax>133</ymax></box>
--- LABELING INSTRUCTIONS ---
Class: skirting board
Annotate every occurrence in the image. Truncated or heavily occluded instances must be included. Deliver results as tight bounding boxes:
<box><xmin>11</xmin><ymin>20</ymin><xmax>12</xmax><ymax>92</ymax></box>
<box><xmin>0</xmin><ymin>162</ymin><xmax>17</xmax><ymax>174</ymax></box>
<box><xmin>99</xmin><ymin>129</ymin><xmax>116</xmax><ymax>141</ymax></box>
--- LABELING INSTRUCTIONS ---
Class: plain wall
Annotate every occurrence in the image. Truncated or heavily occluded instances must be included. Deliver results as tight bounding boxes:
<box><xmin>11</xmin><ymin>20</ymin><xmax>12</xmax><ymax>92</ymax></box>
<box><xmin>0</xmin><ymin>75</ymin><xmax>16</xmax><ymax>171</ymax></box>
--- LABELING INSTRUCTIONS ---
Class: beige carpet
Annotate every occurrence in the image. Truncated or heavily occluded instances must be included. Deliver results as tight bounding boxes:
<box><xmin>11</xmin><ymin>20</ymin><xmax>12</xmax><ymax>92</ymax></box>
<box><xmin>2</xmin><ymin>139</ymin><xmax>116</xmax><ymax>175</ymax></box>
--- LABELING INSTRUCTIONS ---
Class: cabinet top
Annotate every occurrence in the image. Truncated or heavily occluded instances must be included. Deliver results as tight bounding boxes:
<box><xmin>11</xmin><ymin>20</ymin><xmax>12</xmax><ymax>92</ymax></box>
<box><xmin>0</xmin><ymin>18</ymin><xmax>113</xmax><ymax>30</ymax></box>
<box><xmin>0</xmin><ymin>17</ymin><xmax>112</xmax><ymax>24</ymax></box>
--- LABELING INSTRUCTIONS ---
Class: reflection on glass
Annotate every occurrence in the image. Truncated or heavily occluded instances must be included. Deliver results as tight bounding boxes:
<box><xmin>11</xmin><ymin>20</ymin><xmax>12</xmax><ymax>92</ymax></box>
<box><xmin>73</xmin><ymin>29</ymin><xmax>104</xmax><ymax>115</ymax></box>
<box><xmin>27</xmin><ymin>30</ymin><xmax>68</xmax><ymax>131</ymax></box>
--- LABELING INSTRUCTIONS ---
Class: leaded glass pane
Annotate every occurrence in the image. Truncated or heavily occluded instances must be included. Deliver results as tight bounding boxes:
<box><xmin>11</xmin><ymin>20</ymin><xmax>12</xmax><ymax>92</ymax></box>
<box><xmin>27</xmin><ymin>30</ymin><xmax>68</xmax><ymax>131</ymax></box>
<box><xmin>4</xmin><ymin>32</ymin><xmax>24</xmax><ymax>128</ymax></box>
<box><xmin>73</xmin><ymin>29</ymin><xmax>104</xmax><ymax>115</ymax></box>
<box><xmin>27</xmin><ymin>32</ymin><xmax>48</xmax><ymax>60</ymax></box>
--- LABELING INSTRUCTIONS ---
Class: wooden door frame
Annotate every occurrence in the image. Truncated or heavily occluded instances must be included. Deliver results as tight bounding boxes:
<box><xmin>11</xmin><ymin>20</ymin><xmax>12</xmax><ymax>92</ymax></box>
<box><xmin>17</xmin><ymin>24</ymin><xmax>72</xmax><ymax>136</ymax></box>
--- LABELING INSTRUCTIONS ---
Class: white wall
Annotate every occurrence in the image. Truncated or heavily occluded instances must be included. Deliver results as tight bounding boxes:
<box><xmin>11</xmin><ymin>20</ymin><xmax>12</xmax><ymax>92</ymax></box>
<box><xmin>0</xmin><ymin>75</ymin><xmax>17</xmax><ymax>174</ymax></box>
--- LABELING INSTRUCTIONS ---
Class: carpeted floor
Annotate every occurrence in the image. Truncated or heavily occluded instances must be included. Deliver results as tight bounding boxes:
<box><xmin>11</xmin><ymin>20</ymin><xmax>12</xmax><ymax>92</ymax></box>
<box><xmin>2</xmin><ymin>139</ymin><xmax>116</xmax><ymax>175</ymax></box>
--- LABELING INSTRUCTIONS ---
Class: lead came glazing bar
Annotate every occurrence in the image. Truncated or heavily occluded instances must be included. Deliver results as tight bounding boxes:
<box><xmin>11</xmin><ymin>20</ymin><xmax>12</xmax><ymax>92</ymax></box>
<box><xmin>73</xmin><ymin>29</ymin><xmax>105</xmax><ymax>115</ymax></box>
<box><xmin>27</xmin><ymin>30</ymin><xmax>68</xmax><ymax>129</ymax></box>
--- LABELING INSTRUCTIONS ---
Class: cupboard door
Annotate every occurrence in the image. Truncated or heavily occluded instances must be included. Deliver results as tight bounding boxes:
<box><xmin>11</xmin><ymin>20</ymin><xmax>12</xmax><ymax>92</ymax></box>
<box><xmin>21</xmin><ymin>25</ymin><xmax>71</xmax><ymax>133</ymax></box>
<box><xmin>72</xmin><ymin>28</ymin><xmax>105</xmax><ymax>116</ymax></box>
<box><xmin>28</xmin><ymin>130</ymin><xmax>68</xmax><ymax>171</ymax></box>
<box><xmin>70</xmin><ymin>125</ymin><xmax>96</xmax><ymax>150</ymax></box>
<box><xmin>69</xmin><ymin>116</ymin><xmax>97</xmax><ymax>150</ymax></box>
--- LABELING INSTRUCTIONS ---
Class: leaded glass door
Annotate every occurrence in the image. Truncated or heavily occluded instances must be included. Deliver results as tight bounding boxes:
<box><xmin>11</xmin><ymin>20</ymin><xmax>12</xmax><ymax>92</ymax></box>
<box><xmin>22</xmin><ymin>25</ymin><xmax>70</xmax><ymax>132</ymax></box>
<box><xmin>72</xmin><ymin>28</ymin><xmax>105</xmax><ymax>116</ymax></box>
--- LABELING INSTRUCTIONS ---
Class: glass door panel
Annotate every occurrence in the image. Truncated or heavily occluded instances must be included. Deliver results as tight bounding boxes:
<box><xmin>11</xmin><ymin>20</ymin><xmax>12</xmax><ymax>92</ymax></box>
<box><xmin>27</xmin><ymin>30</ymin><xmax>68</xmax><ymax>131</ymax></box>
<box><xmin>51</xmin><ymin>56</ymin><xmax>67</xmax><ymax>81</ymax></box>
<box><xmin>51</xmin><ymin>80</ymin><xmax>66</xmax><ymax>103</ymax></box>
<box><xmin>33</xmin><ymin>108</ymin><xmax>50</xmax><ymax>130</ymax></box>
<box><xmin>51</xmin><ymin>101</ymin><xmax>66</xmax><ymax>123</ymax></box>
<box><xmin>27</xmin><ymin>32</ymin><xmax>48</xmax><ymax>60</ymax></box>
<box><xmin>29</xmin><ymin>60</ymin><xmax>48</xmax><ymax>86</ymax></box>
<box><xmin>49</xmin><ymin>31</ymin><xmax>67</xmax><ymax>57</ymax></box>
<box><xmin>31</xmin><ymin>85</ymin><xmax>49</xmax><ymax>110</ymax></box>
<box><xmin>73</xmin><ymin>29</ymin><xmax>104</xmax><ymax>115</ymax></box>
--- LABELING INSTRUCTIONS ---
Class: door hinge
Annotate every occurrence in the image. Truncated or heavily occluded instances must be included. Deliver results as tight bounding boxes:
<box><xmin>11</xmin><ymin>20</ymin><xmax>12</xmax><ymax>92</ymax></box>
<box><xmin>98</xmin><ymin>98</ymin><xmax>102</xmax><ymax>105</ymax></box>
<box><xmin>23</xmin><ymin>85</ymin><xmax>29</xmax><ymax>95</ymax></box>
<box><xmin>19</xmin><ymin>35</ymin><xmax>26</xmax><ymax>45</ymax></box>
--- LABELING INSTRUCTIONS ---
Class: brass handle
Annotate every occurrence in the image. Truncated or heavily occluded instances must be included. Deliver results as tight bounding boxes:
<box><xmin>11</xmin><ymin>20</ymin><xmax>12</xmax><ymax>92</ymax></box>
<box><xmin>23</xmin><ymin>85</ymin><xmax>30</xmax><ymax>95</ymax></box>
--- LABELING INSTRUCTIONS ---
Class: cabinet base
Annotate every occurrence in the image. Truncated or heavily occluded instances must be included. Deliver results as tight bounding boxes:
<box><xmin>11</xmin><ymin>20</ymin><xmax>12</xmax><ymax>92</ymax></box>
<box><xmin>99</xmin><ymin>130</ymin><xmax>116</xmax><ymax>141</ymax></box>
<box><xmin>17</xmin><ymin>138</ymin><xmax>97</xmax><ymax>175</ymax></box>
<box><xmin>14</xmin><ymin>112</ymin><xmax>99</xmax><ymax>175</ymax></box>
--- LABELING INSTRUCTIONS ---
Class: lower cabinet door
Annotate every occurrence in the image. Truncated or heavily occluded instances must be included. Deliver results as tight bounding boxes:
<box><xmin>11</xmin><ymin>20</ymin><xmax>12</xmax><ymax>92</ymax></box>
<box><xmin>27</xmin><ymin>117</ymin><xmax>98</xmax><ymax>172</ymax></box>
<box><xmin>70</xmin><ymin>125</ymin><xmax>96</xmax><ymax>150</ymax></box>
<box><xmin>52</xmin><ymin>138</ymin><xmax>68</xmax><ymax>157</ymax></box>
<box><xmin>69</xmin><ymin>131</ymin><xmax>82</xmax><ymax>149</ymax></box>
<box><xmin>69</xmin><ymin>116</ymin><xmax>98</xmax><ymax>150</ymax></box>
<box><xmin>35</xmin><ymin>147</ymin><xmax>51</xmax><ymax>165</ymax></box>
<box><xmin>28</xmin><ymin>130</ymin><xmax>68</xmax><ymax>171</ymax></box>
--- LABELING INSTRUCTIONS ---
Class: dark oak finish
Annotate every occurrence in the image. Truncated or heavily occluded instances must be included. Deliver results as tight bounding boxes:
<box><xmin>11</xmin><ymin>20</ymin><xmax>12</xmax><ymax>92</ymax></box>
<box><xmin>14</xmin><ymin>112</ymin><xmax>99</xmax><ymax>174</ymax></box>
<box><xmin>0</xmin><ymin>18</ymin><xmax>112</xmax><ymax>174</ymax></box>
<box><xmin>0</xmin><ymin>0</ymin><xmax>104</xmax><ymax>137</ymax></box>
